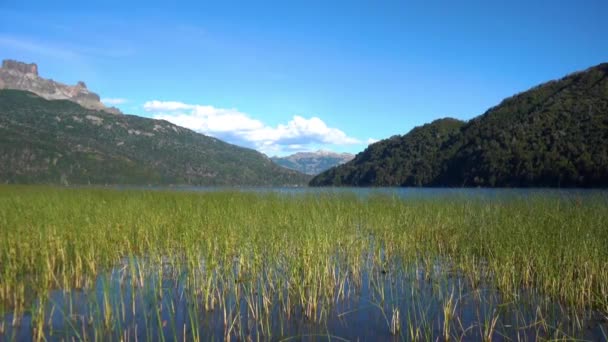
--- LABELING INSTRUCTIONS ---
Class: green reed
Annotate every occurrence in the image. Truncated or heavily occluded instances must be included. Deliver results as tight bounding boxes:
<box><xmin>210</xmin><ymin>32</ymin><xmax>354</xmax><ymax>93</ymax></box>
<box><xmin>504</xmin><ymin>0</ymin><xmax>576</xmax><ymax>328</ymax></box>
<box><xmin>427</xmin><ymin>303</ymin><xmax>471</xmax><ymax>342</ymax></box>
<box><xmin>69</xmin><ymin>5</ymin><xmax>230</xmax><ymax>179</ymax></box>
<box><xmin>0</xmin><ymin>185</ymin><xmax>606</xmax><ymax>340</ymax></box>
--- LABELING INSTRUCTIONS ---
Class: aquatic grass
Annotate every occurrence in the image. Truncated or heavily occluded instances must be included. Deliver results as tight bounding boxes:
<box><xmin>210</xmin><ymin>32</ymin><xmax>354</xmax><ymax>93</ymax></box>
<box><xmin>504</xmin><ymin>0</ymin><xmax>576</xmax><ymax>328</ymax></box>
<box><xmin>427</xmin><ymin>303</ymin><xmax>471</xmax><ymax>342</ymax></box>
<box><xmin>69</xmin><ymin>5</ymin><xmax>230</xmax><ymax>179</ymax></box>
<box><xmin>0</xmin><ymin>186</ymin><xmax>607</xmax><ymax>340</ymax></box>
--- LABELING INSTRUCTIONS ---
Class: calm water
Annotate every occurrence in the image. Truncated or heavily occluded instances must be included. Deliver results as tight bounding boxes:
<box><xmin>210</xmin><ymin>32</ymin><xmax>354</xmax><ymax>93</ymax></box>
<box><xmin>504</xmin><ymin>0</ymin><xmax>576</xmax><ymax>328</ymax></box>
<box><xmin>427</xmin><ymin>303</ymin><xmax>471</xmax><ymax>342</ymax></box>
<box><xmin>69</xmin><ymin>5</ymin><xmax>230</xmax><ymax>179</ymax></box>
<box><xmin>4</xmin><ymin>256</ymin><xmax>607</xmax><ymax>341</ymax></box>
<box><xmin>106</xmin><ymin>185</ymin><xmax>608</xmax><ymax>199</ymax></box>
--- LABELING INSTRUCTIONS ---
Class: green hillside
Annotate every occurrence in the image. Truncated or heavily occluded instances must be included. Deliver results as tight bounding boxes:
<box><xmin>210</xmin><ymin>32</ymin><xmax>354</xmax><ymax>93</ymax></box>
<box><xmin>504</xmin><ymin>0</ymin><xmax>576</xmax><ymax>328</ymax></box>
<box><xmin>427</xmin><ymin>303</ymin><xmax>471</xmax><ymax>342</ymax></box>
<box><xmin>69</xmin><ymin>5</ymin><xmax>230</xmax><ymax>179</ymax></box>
<box><xmin>311</xmin><ymin>63</ymin><xmax>608</xmax><ymax>187</ymax></box>
<box><xmin>0</xmin><ymin>90</ymin><xmax>310</xmax><ymax>186</ymax></box>
<box><xmin>310</xmin><ymin>118</ymin><xmax>464</xmax><ymax>186</ymax></box>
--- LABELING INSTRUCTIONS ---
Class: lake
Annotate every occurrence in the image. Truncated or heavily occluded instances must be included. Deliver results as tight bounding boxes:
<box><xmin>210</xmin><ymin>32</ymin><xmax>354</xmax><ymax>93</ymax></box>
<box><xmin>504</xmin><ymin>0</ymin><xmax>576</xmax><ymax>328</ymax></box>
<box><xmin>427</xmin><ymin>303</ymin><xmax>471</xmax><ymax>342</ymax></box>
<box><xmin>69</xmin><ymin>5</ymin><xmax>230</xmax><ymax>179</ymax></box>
<box><xmin>1</xmin><ymin>186</ymin><xmax>607</xmax><ymax>341</ymax></box>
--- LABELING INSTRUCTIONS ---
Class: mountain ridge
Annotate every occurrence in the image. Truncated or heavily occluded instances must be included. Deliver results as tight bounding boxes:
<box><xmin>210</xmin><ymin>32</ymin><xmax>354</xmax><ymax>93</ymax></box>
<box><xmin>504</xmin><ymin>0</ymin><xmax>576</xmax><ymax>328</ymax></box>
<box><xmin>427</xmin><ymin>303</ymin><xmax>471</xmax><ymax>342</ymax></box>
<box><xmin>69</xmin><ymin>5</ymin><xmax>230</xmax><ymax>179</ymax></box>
<box><xmin>0</xmin><ymin>59</ymin><xmax>121</xmax><ymax>115</ymax></box>
<box><xmin>271</xmin><ymin>150</ymin><xmax>354</xmax><ymax>175</ymax></box>
<box><xmin>0</xmin><ymin>89</ymin><xmax>310</xmax><ymax>186</ymax></box>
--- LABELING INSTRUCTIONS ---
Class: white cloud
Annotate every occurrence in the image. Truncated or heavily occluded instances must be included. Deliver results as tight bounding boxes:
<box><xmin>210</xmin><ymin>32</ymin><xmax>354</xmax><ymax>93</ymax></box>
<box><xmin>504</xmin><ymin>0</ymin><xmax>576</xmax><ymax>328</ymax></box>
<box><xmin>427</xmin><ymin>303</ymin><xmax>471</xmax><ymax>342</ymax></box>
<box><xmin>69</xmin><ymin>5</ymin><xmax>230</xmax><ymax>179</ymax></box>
<box><xmin>144</xmin><ymin>100</ymin><xmax>361</xmax><ymax>154</ymax></box>
<box><xmin>101</xmin><ymin>98</ymin><xmax>128</xmax><ymax>105</ymax></box>
<box><xmin>143</xmin><ymin>100</ymin><xmax>194</xmax><ymax>112</ymax></box>
<box><xmin>367</xmin><ymin>138</ymin><xmax>379</xmax><ymax>145</ymax></box>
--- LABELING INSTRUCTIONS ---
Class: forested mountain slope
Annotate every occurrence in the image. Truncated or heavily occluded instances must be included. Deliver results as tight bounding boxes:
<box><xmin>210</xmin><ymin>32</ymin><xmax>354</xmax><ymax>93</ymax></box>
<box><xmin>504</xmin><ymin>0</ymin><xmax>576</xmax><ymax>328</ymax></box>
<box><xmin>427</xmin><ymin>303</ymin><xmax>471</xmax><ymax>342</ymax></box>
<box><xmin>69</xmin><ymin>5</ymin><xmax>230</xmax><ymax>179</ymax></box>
<box><xmin>311</xmin><ymin>63</ymin><xmax>608</xmax><ymax>187</ymax></box>
<box><xmin>0</xmin><ymin>90</ymin><xmax>310</xmax><ymax>186</ymax></box>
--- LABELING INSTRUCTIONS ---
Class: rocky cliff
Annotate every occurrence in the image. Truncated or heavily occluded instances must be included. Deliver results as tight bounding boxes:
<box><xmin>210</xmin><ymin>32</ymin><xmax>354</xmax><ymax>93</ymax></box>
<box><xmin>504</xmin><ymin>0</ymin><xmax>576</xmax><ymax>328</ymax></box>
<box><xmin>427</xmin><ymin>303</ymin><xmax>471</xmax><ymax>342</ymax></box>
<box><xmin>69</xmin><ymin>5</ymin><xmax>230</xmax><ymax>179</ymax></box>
<box><xmin>0</xmin><ymin>59</ymin><xmax>121</xmax><ymax>115</ymax></box>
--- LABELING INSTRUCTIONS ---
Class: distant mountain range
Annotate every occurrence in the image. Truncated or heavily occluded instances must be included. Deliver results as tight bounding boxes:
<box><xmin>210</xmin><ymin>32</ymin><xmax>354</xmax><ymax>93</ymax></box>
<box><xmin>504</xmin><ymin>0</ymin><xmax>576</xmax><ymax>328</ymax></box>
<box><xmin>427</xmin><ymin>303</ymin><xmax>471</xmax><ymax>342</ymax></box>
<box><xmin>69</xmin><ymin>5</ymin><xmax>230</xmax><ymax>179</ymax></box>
<box><xmin>0</xmin><ymin>89</ymin><xmax>310</xmax><ymax>186</ymax></box>
<box><xmin>0</xmin><ymin>59</ymin><xmax>121</xmax><ymax>115</ymax></box>
<box><xmin>271</xmin><ymin>150</ymin><xmax>354</xmax><ymax>175</ymax></box>
<box><xmin>311</xmin><ymin>63</ymin><xmax>608</xmax><ymax>187</ymax></box>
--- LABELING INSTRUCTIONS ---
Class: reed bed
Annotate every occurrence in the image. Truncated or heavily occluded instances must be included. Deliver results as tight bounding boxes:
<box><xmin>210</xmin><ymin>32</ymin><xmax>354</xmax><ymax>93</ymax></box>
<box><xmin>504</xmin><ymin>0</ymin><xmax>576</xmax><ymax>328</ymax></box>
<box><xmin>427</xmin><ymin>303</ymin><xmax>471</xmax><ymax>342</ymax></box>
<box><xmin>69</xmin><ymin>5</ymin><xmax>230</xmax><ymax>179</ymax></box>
<box><xmin>0</xmin><ymin>186</ymin><xmax>607</xmax><ymax>340</ymax></box>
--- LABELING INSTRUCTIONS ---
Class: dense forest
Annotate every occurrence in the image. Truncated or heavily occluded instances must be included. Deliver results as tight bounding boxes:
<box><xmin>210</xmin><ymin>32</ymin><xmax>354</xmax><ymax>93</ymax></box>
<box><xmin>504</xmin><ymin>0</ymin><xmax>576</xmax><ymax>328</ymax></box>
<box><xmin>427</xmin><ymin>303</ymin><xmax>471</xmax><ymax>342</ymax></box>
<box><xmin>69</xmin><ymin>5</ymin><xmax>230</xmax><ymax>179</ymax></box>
<box><xmin>309</xmin><ymin>118</ymin><xmax>464</xmax><ymax>186</ymax></box>
<box><xmin>0</xmin><ymin>90</ymin><xmax>310</xmax><ymax>186</ymax></box>
<box><xmin>311</xmin><ymin>63</ymin><xmax>608</xmax><ymax>187</ymax></box>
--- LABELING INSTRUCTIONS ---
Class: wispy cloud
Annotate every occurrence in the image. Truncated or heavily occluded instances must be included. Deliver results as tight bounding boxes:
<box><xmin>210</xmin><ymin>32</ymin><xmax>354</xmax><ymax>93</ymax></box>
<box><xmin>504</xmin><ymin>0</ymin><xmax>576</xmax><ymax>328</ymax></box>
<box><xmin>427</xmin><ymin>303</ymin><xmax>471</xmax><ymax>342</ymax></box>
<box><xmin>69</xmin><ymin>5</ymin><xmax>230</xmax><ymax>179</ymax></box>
<box><xmin>144</xmin><ymin>100</ymin><xmax>361</xmax><ymax>154</ymax></box>
<box><xmin>101</xmin><ymin>98</ymin><xmax>128</xmax><ymax>105</ymax></box>
<box><xmin>0</xmin><ymin>33</ymin><xmax>135</xmax><ymax>61</ymax></box>
<box><xmin>80</xmin><ymin>45</ymin><xmax>136</xmax><ymax>58</ymax></box>
<box><xmin>0</xmin><ymin>33</ymin><xmax>136</xmax><ymax>85</ymax></box>
<box><xmin>0</xmin><ymin>35</ymin><xmax>81</xmax><ymax>61</ymax></box>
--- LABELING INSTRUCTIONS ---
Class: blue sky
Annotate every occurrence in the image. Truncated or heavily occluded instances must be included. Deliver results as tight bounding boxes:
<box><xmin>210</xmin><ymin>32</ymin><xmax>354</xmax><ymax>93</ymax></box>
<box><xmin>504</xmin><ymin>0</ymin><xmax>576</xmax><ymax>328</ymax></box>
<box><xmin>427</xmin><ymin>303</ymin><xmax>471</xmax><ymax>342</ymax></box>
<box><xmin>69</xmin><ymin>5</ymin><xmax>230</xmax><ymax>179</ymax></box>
<box><xmin>1</xmin><ymin>1</ymin><xmax>607</xmax><ymax>156</ymax></box>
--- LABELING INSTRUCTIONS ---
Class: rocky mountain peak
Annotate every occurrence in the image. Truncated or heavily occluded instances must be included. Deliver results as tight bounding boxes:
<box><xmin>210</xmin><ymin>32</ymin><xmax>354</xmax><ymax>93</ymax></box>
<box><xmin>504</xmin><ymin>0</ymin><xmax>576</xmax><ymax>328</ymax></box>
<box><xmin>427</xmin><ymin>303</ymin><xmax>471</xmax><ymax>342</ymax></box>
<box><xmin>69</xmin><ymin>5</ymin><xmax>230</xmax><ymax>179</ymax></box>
<box><xmin>2</xmin><ymin>59</ymin><xmax>38</xmax><ymax>76</ymax></box>
<box><xmin>0</xmin><ymin>59</ymin><xmax>121</xmax><ymax>115</ymax></box>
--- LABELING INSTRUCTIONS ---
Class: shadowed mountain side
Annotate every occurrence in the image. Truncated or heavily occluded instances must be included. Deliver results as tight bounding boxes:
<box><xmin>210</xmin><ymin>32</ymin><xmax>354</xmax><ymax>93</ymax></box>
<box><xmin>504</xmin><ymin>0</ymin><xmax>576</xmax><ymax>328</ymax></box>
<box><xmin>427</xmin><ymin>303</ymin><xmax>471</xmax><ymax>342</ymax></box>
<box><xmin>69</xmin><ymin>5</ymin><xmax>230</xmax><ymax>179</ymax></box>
<box><xmin>310</xmin><ymin>118</ymin><xmax>464</xmax><ymax>186</ymax></box>
<box><xmin>311</xmin><ymin>63</ymin><xmax>608</xmax><ymax>187</ymax></box>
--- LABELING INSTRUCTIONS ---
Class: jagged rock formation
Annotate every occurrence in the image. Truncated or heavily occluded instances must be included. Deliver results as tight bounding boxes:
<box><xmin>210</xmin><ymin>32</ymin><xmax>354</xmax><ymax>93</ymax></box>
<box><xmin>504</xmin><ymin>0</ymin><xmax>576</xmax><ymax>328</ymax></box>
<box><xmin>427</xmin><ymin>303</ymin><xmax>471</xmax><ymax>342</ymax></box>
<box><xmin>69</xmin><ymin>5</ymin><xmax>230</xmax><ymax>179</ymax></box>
<box><xmin>1</xmin><ymin>59</ymin><xmax>38</xmax><ymax>75</ymax></box>
<box><xmin>271</xmin><ymin>150</ymin><xmax>354</xmax><ymax>175</ymax></box>
<box><xmin>0</xmin><ymin>59</ymin><xmax>121</xmax><ymax>115</ymax></box>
